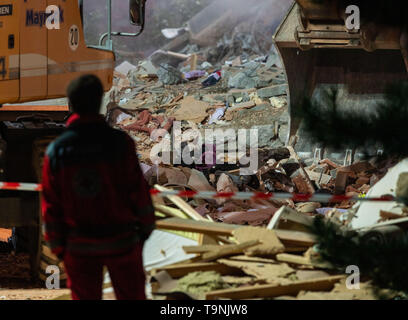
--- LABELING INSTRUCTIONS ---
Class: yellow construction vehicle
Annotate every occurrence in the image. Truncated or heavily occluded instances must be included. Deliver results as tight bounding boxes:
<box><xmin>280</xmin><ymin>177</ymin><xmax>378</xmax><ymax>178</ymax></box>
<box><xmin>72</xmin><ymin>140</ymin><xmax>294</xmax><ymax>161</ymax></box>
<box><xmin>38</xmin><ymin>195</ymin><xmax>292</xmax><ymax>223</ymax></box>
<box><xmin>274</xmin><ymin>0</ymin><xmax>408</xmax><ymax>159</ymax></box>
<box><xmin>0</xmin><ymin>0</ymin><xmax>146</xmax><ymax>282</ymax></box>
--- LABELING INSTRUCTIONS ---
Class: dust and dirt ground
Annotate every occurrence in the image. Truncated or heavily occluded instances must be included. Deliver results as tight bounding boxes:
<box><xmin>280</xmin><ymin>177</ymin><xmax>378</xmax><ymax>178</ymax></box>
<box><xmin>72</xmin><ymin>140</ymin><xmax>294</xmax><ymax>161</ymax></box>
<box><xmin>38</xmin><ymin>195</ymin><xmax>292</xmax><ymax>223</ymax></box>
<box><xmin>0</xmin><ymin>253</ymin><xmax>70</xmax><ymax>300</ymax></box>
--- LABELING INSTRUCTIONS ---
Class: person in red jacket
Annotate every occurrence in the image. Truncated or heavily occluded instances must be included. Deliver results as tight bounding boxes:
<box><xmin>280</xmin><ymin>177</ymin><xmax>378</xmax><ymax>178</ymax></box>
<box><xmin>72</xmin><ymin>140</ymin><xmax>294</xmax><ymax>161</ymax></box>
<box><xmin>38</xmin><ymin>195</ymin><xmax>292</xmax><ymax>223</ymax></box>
<box><xmin>41</xmin><ymin>74</ymin><xmax>155</xmax><ymax>300</ymax></box>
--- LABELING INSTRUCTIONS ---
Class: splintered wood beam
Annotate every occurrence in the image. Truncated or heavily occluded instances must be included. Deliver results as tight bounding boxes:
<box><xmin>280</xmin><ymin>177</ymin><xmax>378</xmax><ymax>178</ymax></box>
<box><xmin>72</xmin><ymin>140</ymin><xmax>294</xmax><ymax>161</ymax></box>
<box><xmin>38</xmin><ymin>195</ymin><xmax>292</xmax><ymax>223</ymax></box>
<box><xmin>183</xmin><ymin>244</ymin><xmax>231</xmax><ymax>254</ymax></box>
<box><xmin>274</xmin><ymin>229</ymin><xmax>316</xmax><ymax>247</ymax></box>
<box><xmin>201</xmin><ymin>240</ymin><xmax>261</xmax><ymax>262</ymax></box>
<box><xmin>150</xmin><ymin>262</ymin><xmax>243</xmax><ymax>279</ymax></box>
<box><xmin>205</xmin><ymin>275</ymin><xmax>344</xmax><ymax>300</ymax></box>
<box><xmin>154</xmin><ymin>185</ymin><xmax>205</xmax><ymax>221</ymax></box>
<box><xmin>154</xmin><ymin>204</ymin><xmax>188</xmax><ymax>219</ymax></box>
<box><xmin>156</xmin><ymin>218</ymin><xmax>316</xmax><ymax>247</ymax></box>
<box><xmin>156</xmin><ymin>217</ymin><xmax>239</xmax><ymax>236</ymax></box>
<box><xmin>276</xmin><ymin>253</ymin><xmax>313</xmax><ymax>266</ymax></box>
<box><xmin>276</xmin><ymin>253</ymin><xmax>332</xmax><ymax>269</ymax></box>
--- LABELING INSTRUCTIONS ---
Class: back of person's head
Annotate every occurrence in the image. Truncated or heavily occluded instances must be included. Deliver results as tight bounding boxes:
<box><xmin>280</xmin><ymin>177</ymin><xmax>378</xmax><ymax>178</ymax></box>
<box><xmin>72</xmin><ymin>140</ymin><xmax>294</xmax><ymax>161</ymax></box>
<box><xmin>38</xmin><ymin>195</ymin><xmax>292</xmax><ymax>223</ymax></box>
<box><xmin>67</xmin><ymin>74</ymin><xmax>104</xmax><ymax>115</ymax></box>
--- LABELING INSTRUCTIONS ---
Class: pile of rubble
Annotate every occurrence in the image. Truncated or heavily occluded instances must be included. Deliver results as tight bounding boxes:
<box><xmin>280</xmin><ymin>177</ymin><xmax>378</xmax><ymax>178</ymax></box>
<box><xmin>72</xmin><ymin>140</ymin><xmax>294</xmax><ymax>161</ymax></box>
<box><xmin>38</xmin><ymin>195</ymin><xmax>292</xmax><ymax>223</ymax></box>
<box><xmin>144</xmin><ymin>158</ymin><xmax>406</xmax><ymax>300</ymax></box>
<box><xmin>105</xmin><ymin>52</ymin><xmax>392</xmax><ymax>223</ymax></box>
<box><xmin>149</xmin><ymin>216</ymin><xmax>395</xmax><ymax>300</ymax></box>
<box><xmin>101</xmin><ymin>51</ymin><xmax>406</xmax><ymax>299</ymax></box>
<box><xmin>100</xmin><ymin>5</ymin><xmax>408</xmax><ymax>298</ymax></box>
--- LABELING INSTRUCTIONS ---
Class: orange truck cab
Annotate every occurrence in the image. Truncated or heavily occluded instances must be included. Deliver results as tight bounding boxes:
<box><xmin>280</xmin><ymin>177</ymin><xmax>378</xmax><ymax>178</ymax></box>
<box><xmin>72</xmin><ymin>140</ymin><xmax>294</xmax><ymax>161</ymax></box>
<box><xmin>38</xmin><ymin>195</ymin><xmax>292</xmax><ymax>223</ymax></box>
<box><xmin>0</xmin><ymin>0</ymin><xmax>115</xmax><ymax>105</ymax></box>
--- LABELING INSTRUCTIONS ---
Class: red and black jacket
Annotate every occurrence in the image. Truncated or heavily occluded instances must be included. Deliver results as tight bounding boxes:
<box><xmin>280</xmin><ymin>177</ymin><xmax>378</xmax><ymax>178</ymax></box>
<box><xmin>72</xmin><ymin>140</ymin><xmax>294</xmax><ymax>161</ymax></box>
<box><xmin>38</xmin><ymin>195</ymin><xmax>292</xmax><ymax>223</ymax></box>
<box><xmin>41</xmin><ymin>113</ymin><xmax>155</xmax><ymax>257</ymax></box>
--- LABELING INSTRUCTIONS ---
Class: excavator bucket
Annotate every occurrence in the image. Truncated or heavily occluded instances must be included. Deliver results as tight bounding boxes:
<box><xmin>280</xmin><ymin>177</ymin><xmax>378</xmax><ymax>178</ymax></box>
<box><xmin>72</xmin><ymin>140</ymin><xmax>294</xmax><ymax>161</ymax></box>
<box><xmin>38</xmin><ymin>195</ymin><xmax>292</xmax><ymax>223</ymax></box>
<box><xmin>274</xmin><ymin>1</ymin><xmax>408</xmax><ymax>161</ymax></box>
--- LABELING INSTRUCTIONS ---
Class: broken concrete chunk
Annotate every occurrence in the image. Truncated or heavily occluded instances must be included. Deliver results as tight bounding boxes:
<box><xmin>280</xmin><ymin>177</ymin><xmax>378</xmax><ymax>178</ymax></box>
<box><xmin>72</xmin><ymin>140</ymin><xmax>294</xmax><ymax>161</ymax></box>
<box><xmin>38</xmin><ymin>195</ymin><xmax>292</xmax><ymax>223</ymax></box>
<box><xmin>270</xmin><ymin>96</ymin><xmax>287</xmax><ymax>109</ymax></box>
<box><xmin>201</xmin><ymin>61</ymin><xmax>213</xmax><ymax>70</ymax></box>
<box><xmin>188</xmin><ymin>169</ymin><xmax>215</xmax><ymax>192</ymax></box>
<box><xmin>115</xmin><ymin>61</ymin><xmax>137</xmax><ymax>76</ymax></box>
<box><xmin>265</xmin><ymin>48</ymin><xmax>283</xmax><ymax>69</ymax></box>
<box><xmin>334</xmin><ymin>170</ymin><xmax>350</xmax><ymax>195</ymax></box>
<box><xmin>290</xmin><ymin>169</ymin><xmax>315</xmax><ymax>194</ymax></box>
<box><xmin>305</xmin><ymin>169</ymin><xmax>332</xmax><ymax>185</ymax></box>
<box><xmin>251</xmin><ymin>124</ymin><xmax>276</xmax><ymax>148</ymax></box>
<box><xmin>157</xmin><ymin>64</ymin><xmax>183</xmax><ymax>85</ymax></box>
<box><xmin>217</xmin><ymin>173</ymin><xmax>238</xmax><ymax>193</ymax></box>
<box><xmin>165</xmin><ymin>168</ymin><xmax>188</xmax><ymax>186</ymax></box>
<box><xmin>257</xmin><ymin>84</ymin><xmax>288</xmax><ymax>99</ymax></box>
<box><xmin>224</xmin><ymin>101</ymin><xmax>256</xmax><ymax>120</ymax></box>
<box><xmin>228</xmin><ymin>72</ymin><xmax>257</xmax><ymax>89</ymax></box>
<box><xmin>278</xmin><ymin>124</ymin><xmax>289</xmax><ymax>144</ymax></box>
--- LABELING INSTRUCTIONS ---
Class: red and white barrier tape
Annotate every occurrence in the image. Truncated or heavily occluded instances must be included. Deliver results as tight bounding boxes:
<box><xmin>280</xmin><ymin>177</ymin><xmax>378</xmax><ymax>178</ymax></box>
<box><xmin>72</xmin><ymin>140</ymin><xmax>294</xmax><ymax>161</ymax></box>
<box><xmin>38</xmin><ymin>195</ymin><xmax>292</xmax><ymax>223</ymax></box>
<box><xmin>150</xmin><ymin>189</ymin><xmax>396</xmax><ymax>203</ymax></box>
<box><xmin>0</xmin><ymin>182</ymin><xmax>397</xmax><ymax>203</ymax></box>
<box><xmin>0</xmin><ymin>182</ymin><xmax>42</xmax><ymax>192</ymax></box>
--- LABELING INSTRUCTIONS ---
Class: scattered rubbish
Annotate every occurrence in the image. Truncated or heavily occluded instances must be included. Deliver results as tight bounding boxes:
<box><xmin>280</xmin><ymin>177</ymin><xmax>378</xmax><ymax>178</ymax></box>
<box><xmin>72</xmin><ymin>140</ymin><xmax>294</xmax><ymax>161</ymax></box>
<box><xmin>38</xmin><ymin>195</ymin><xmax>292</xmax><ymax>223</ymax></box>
<box><xmin>208</xmin><ymin>107</ymin><xmax>226</xmax><ymax>125</ymax></box>
<box><xmin>202</xmin><ymin>70</ymin><xmax>222</xmax><ymax>87</ymax></box>
<box><xmin>183</xmin><ymin>70</ymin><xmax>206</xmax><ymax>81</ymax></box>
<box><xmin>161</xmin><ymin>27</ymin><xmax>188</xmax><ymax>40</ymax></box>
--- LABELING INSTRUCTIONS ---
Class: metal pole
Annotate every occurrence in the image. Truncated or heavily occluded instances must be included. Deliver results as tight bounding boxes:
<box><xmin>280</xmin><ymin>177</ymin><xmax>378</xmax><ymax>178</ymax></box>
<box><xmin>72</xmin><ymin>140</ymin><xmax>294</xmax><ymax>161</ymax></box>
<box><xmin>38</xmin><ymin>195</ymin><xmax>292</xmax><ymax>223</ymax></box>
<box><xmin>107</xmin><ymin>0</ymin><xmax>113</xmax><ymax>50</ymax></box>
<box><xmin>97</xmin><ymin>0</ymin><xmax>144</xmax><ymax>48</ymax></box>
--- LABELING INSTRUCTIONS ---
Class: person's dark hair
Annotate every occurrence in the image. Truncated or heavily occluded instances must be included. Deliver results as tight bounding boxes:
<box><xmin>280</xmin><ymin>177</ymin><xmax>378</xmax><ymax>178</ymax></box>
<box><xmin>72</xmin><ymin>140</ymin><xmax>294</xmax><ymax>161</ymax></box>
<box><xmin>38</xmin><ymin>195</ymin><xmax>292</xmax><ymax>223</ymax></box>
<box><xmin>67</xmin><ymin>74</ymin><xmax>104</xmax><ymax>114</ymax></box>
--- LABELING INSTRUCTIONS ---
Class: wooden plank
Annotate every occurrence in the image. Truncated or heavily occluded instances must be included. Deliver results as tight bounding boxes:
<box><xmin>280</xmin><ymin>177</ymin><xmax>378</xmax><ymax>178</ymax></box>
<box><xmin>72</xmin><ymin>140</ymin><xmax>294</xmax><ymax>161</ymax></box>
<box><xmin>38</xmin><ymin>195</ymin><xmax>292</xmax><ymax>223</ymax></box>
<box><xmin>154</xmin><ymin>185</ymin><xmax>205</xmax><ymax>221</ymax></box>
<box><xmin>154</xmin><ymin>204</ymin><xmax>189</xmax><ymax>219</ymax></box>
<box><xmin>156</xmin><ymin>218</ymin><xmax>316</xmax><ymax>246</ymax></box>
<box><xmin>201</xmin><ymin>240</ymin><xmax>261</xmax><ymax>262</ymax></box>
<box><xmin>183</xmin><ymin>244</ymin><xmax>232</xmax><ymax>254</ymax></box>
<box><xmin>150</xmin><ymin>262</ymin><xmax>242</xmax><ymax>279</ymax></box>
<box><xmin>276</xmin><ymin>253</ymin><xmax>313</xmax><ymax>266</ymax></box>
<box><xmin>156</xmin><ymin>217</ymin><xmax>239</xmax><ymax>236</ymax></box>
<box><xmin>284</xmin><ymin>247</ymin><xmax>309</xmax><ymax>253</ymax></box>
<box><xmin>198</xmin><ymin>233</ymin><xmax>219</xmax><ymax>246</ymax></box>
<box><xmin>215</xmin><ymin>235</ymin><xmax>236</xmax><ymax>245</ymax></box>
<box><xmin>276</xmin><ymin>253</ymin><xmax>332</xmax><ymax>269</ymax></box>
<box><xmin>205</xmin><ymin>275</ymin><xmax>344</xmax><ymax>300</ymax></box>
<box><xmin>217</xmin><ymin>257</ymin><xmax>295</xmax><ymax>284</ymax></box>
<box><xmin>189</xmin><ymin>53</ymin><xmax>197</xmax><ymax>70</ymax></box>
<box><xmin>275</xmin><ymin>229</ymin><xmax>316</xmax><ymax>247</ymax></box>
<box><xmin>233</xmin><ymin>227</ymin><xmax>285</xmax><ymax>256</ymax></box>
